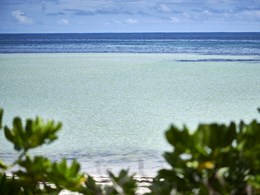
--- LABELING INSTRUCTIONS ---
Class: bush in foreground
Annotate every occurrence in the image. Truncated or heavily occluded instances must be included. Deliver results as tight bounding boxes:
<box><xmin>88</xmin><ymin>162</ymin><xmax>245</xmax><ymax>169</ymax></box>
<box><xmin>0</xmin><ymin>108</ymin><xmax>259</xmax><ymax>194</ymax></box>
<box><xmin>151</xmin><ymin>120</ymin><xmax>260</xmax><ymax>194</ymax></box>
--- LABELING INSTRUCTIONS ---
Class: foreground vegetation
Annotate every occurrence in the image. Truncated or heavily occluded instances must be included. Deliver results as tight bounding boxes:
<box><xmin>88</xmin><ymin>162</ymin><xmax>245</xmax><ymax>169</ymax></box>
<box><xmin>0</xmin><ymin>108</ymin><xmax>260</xmax><ymax>194</ymax></box>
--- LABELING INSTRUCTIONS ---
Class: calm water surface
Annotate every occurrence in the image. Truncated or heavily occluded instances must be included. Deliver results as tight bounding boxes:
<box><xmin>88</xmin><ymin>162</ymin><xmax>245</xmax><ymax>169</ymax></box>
<box><xmin>0</xmin><ymin>33</ymin><xmax>260</xmax><ymax>175</ymax></box>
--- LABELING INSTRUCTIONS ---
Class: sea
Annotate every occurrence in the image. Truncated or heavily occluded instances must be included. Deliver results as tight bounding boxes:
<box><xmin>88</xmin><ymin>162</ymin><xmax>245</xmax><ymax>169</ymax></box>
<box><xmin>0</xmin><ymin>33</ymin><xmax>260</xmax><ymax>176</ymax></box>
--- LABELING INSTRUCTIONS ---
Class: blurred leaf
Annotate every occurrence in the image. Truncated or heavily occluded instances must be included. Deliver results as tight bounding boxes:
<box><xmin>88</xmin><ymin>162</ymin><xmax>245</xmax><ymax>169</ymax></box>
<box><xmin>0</xmin><ymin>173</ymin><xmax>23</xmax><ymax>195</ymax></box>
<box><xmin>70</xmin><ymin>160</ymin><xmax>80</xmax><ymax>176</ymax></box>
<box><xmin>106</xmin><ymin>170</ymin><xmax>137</xmax><ymax>195</ymax></box>
<box><xmin>0</xmin><ymin>108</ymin><xmax>3</xmax><ymax>129</ymax></box>
<box><xmin>4</xmin><ymin>117</ymin><xmax>62</xmax><ymax>151</ymax></box>
<box><xmin>4</xmin><ymin>125</ymin><xmax>19</xmax><ymax>151</ymax></box>
<box><xmin>163</xmin><ymin>152</ymin><xmax>179</xmax><ymax>168</ymax></box>
<box><xmin>166</xmin><ymin>125</ymin><xmax>192</xmax><ymax>154</ymax></box>
<box><xmin>1</xmin><ymin>107</ymin><xmax>260</xmax><ymax>194</ymax></box>
<box><xmin>48</xmin><ymin>158</ymin><xmax>86</xmax><ymax>192</ymax></box>
<box><xmin>198</xmin><ymin>161</ymin><xmax>215</xmax><ymax>170</ymax></box>
<box><xmin>16</xmin><ymin>155</ymin><xmax>52</xmax><ymax>186</ymax></box>
<box><xmin>17</xmin><ymin>156</ymin><xmax>87</xmax><ymax>193</ymax></box>
<box><xmin>247</xmin><ymin>175</ymin><xmax>260</xmax><ymax>192</ymax></box>
<box><xmin>0</xmin><ymin>161</ymin><xmax>8</xmax><ymax>170</ymax></box>
<box><xmin>154</xmin><ymin>118</ymin><xmax>260</xmax><ymax>194</ymax></box>
<box><xmin>84</xmin><ymin>175</ymin><xmax>103</xmax><ymax>195</ymax></box>
<box><xmin>148</xmin><ymin>178</ymin><xmax>173</xmax><ymax>195</ymax></box>
<box><xmin>193</xmin><ymin>122</ymin><xmax>236</xmax><ymax>151</ymax></box>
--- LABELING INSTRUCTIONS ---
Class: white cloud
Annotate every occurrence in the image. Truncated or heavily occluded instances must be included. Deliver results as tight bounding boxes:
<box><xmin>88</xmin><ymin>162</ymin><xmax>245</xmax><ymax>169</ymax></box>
<box><xmin>182</xmin><ymin>12</ymin><xmax>190</xmax><ymax>18</ymax></box>
<box><xmin>113</xmin><ymin>19</ymin><xmax>122</xmax><ymax>25</ymax></box>
<box><xmin>105</xmin><ymin>19</ymin><xmax>122</xmax><ymax>25</ymax></box>
<box><xmin>58</xmin><ymin>18</ymin><xmax>69</xmax><ymax>25</ymax></box>
<box><xmin>242</xmin><ymin>10</ymin><xmax>260</xmax><ymax>18</ymax></box>
<box><xmin>169</xmin><ymin>16</ymin><xmax>180</xmax><ymax>23</ymax></box>
<box><xmin>125</xmin><ymin>18</ymin><xmax>138</xmax><ymax>24</ymax></box>
<box><xmin>106</xmin><ymin>18</ymin><xmax>138</xmax><ymax>25</ymax></box>
<box><xmin>11</xmin><ymin>10</ymin><xmax>33</xmax><ymax>24</ymax></box>
<box><xmin>159</xmin><ymin>4</ymin><xmax>171</xmax><ymax>13</ymax></box>
<box><xmin>203</xmin><ymin>10</ymin><xmax>212</xmax><ymax>15</ymax></box>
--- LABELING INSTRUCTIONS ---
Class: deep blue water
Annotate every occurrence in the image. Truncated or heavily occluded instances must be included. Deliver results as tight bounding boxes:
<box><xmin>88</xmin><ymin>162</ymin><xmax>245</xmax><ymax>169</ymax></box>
<box><xmin>0</xmin><ymin>33</ymin><xmax>260</xmax><ymax>55</ymax></box>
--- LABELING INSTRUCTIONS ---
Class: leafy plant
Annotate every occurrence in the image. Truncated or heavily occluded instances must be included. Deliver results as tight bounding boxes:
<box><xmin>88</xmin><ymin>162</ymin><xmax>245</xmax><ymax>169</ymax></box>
<box><xmin>0</xmin><ymin>108</ymin><xmax>136</xmax><ymax>195</ymax></box>
<box><xmin>0</xmin><ymin>108</ymin><xmax>88</xmax><ymax>194</ymax></box>
<box><xmin>105</xmin><ymin>170</ymin><xmax>137</xmax><ymax>195</ymax></box>
<box><xmin>4</xmin><ymin>117</ymin><xmax>61</xmax><ymax>151</ymax></box>
<box><xmin>149</xmin><ymin>119</ymin><xmax>260</xmax><ymax>194</ymax></box>
<box><xmin>1</xmin><ymin>107</ymin><xmax>260</xmax><ymax>194</ymax></box>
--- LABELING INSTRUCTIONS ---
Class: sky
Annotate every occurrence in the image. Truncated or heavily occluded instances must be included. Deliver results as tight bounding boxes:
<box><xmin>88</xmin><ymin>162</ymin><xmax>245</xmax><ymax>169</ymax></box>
<box><xmin>0</xmin><ymin>0</ymin><xmax>260</xmax><ymax>33</ymax></box>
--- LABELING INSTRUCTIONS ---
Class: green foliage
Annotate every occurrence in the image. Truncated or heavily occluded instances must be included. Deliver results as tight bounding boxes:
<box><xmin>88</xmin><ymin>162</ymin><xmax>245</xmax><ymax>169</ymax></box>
<box><xmin>0</xmin><ymin>174</ymin><xmax>22</xmax><ymax>195</ymax></box>
<box><xmin>105</xmin><ymin>170</ymin><xmax>137</xmax><ymax>195</ymax></box>
<box><xmin>0</xmin><ymin>109</ymin><xmax>88</xmax><ymax>194</ymax></box>
<box><xmin>84</xmin><ymin>175</ymin><xmax>103</xmax><ymax>195</ymax></box>
<box><xmin>151</xmin><ymin>119</ymin><xmax>260</xmax><ymax>194</ymax></box>
<box><xmin>0</xmin><ymin>108</ymin><xmax>3</xmax><ymax>129</ymax></box>
<box><xmin>14</xmin><ymin>156</ymin><xmax>87</xmax><ymax>194</ymax></box>
<box><xmin>1</xmin><ymin>107</ymin><xmax>260</xmax><ymax>194</ymax></box>
<box><xmin>0</xmin><ymin>160</ymin><xmax>8</xmax><ymax>170</ymax></box>
<box><xmin>49</xmin><ymin>159</ymin><xmax>86</xmax><ymax>190</ymax></box>
<box><xmin>0</xmin><ymin>108</ymin><xmax>138</xmax><ymax>195</ymax></box>
<box><xmin>4</xmin><ymin>117</ymin><xmax>61</xmax><ymax>151</ymax></box>
<box><xmin>83</xmin><ymin>170</ymin><xmax>137</xmax><ymax>195</ymax></box>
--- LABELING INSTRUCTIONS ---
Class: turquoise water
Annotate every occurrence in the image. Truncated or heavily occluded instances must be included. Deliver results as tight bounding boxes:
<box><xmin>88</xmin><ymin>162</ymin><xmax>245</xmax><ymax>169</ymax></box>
<box><xmin>1</xmin><ymin>53</ymin><xmax>260</xmax><ymax>175</ymax></box>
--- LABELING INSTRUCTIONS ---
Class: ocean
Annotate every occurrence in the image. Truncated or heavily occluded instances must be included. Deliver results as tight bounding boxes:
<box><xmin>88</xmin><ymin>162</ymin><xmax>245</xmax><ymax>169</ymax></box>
<box><xmin>0</xmin><ymin>33</ymin><xmax>260</xmax><ymax>176</ymax></box>
<box><xmin>1</xmin><ymin>33</ymin><xmax>260</xmax><ymax>55</ymax></box>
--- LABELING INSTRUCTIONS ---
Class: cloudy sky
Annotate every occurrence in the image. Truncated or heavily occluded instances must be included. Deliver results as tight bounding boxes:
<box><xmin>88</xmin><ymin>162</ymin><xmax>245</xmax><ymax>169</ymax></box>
<box><xmin>0</xmin><ymin>0</ymin><xmax>260</xmax><ymax>33</ymax></box>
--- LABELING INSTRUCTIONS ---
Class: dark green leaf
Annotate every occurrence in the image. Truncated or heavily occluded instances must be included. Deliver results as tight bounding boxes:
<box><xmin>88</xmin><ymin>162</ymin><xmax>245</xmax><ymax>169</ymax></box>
<box><xmin>0</xmin><ymin>173</ymin><xmax>23</xmax><ymax>194</ymax></box>
<box><xmin>70</xmin><ymin>160</ymin><xmax>80</xmax><ymax>176</ymax></box>
<box><xmin>4</xmin><ymin>126</ymin><xmax>21</xmax><ymax>151</ymax></box>
<box><xmin>0</xmin><ymin>108</ymin><xmax>3</xmax><ymax>129</ymax></box>
<box><xmin>0</xmin><ymin>161</ymin><xmax>8</xmax><ymax>170</ymax></box>
<box><xmin>106</xmin><ymin>170</ymin><xmax>137</xmax><ymax>195</ymax></box>
<box><xmin>84</xmin><ymin>175</ymin><xmax>102</xmax><ymax>195</ymax></box>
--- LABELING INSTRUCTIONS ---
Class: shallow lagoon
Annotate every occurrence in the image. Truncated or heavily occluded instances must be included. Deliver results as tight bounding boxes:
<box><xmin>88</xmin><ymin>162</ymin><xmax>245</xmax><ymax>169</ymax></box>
<box><xmin>0</xmin><ymin>53</ymin><xmax>260</xmax><ymax>175</ymax></box>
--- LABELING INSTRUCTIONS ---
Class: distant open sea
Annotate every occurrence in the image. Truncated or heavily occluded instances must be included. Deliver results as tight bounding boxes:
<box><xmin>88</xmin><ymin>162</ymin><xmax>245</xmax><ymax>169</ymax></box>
<box><xmin>1</xmin><ymin>32</ymin><xmax>260</xmax><ymax>55</ymax></box>
<box><xmin>0</xmin><ymin>33</ymin><xmax>260</xmax><ymax>176</ymax></box>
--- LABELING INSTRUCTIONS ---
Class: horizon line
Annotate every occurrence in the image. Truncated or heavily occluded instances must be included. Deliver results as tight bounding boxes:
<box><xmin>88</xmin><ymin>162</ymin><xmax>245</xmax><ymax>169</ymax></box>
<box><xmin>1</xmin><ymin>31</ymin><xmax>260</xmax><ymax>35</ymax></box>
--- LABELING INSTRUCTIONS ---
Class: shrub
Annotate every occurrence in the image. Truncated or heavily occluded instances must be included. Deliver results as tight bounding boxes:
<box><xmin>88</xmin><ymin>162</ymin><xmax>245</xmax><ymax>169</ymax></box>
<box><xmin>149</xmin><ymin>120</ymin><xmax>260</xmax><ymax>194</ymax></box>
<box><xmin>0</xmin><ymin>108</ymin><xmax>136</xmax><ymax>195</ymax></box>
<box><xmin>1</xmin><ymin>108</ymin><xmax>260</xmax><ymax>194</ymax></box>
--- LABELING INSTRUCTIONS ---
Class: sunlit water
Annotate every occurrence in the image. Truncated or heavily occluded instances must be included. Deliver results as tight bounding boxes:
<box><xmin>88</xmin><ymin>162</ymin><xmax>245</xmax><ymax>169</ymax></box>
<box><xmin>1</xmin><ymin>53</ymin><xmax>260</xmax><ymax>175</ymax></box>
